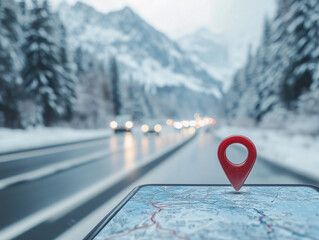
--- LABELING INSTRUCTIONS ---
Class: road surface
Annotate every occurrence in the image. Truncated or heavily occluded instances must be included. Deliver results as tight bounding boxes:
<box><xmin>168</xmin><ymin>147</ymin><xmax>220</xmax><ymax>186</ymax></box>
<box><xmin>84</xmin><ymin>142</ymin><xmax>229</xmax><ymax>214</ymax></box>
<box><xmin>129</xmin><ymin>128</ymin><xmax>315</xmax><ymax>185</ymax></box>
<box><xmin>0</xmin><ymin>126</ymin><xmax>316</xmax><ymax>240</ymax></box>
<box><xmin>0</xmin><ymin>127</ymin><xmax>188</xmax><ymax>240</ymax></box>
<box><xmin>60</xmin><ymin>127</ymin><xmax>317</xmax><ymax>239</ymax></box>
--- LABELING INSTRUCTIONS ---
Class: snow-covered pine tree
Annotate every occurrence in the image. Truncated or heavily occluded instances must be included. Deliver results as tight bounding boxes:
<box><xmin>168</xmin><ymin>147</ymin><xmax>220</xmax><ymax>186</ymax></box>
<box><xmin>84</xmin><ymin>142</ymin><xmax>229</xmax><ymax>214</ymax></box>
<box><xmin>225</xmin><ymin>0</ymin><xmax>319</xmax><ymax>127</ymax></box>
<box><xmin>71</xmin><ymin>50</ymin><xmax>112</xmax><ymax>128</ymax></box>
<box><xmin>22</xmin><ymin>0</ymin><xmax>66</xmax><ymax>126</ymax></box>
<box><xmin>279</xmin><ymin>0</ymin><xmax>319</xmax><ymax>107</ymax></box>
<box><xmin>0</xmin><ymin>0</ymin><xmax>23</xmax><ymax>128</ymax></box>
<box><xmin>253</xmin><ymin>17</ymin><xmax>277</xmax><ymax>122</ymax></box>
<box><xmin>225</xmin><ymin>45</ymin><xmax>259</xmax><ymax>122</ymax></box>
<box><xmin>238</xmin><ymin>45</ymin><xmax>260</xmax><ymax>120</ymax></box>
<box><xmin>142</xmin><ymin>87</ymin><xmax>155</xmax><ymax>119</ymax></box>
<box><xmin>258</xmin><ymin>3</ymin><xmax>290</xmax><ymax>118</ymax></box>
<box><xmin>56</xmin><ymin>17</ymin><xmax>77</xmax><ymax>120</ymax></box>
<box><xmin>109</xmin><ymin>57</ymin><xmax>122</xmax><ymax>116</ymax></box>
<box><xmin>18</xmin><ymin>0</ymin><xmax>27</xmax><ymax>16</ymax></box>
<box><xmin>224</xmin><ymin>70</ymin><xmax>239</xmax><ymax>118</ymax></box>
<box><xmin>224</xmin><ymin>68</ymin><xmax>243</xmax><ymax>119</ymax></box>
<box><xmin>74</xmin><ymin>47</ymin><xmax>85</xmax><ymax>75</ymax></box>
<box><xmin>126</xmin><ymin>76</ymin><xmax>144</xmax><ymax>121</ymax></box>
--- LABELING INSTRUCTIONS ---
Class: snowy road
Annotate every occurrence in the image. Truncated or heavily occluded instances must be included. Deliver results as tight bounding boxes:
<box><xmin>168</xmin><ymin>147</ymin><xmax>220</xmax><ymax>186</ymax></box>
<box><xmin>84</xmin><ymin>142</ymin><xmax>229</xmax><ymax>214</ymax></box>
<box><xmin>129</xmin><ymin>128</ymin><xmax>317</xmax><ymax>185</ymax></box>
<box><xmin>0</xmin><ymin>127</ymin><xmax>317</xmax><ymax>240</ymax></box>
<box><xmin>60</xmin><ymin>128</ymin><xmax>319</xmax><ymax>239</ymax></box>
<box><xmin>0</xmin><ymin>128</ymin><xmax>189</xmax><ymax>240</ymax></box>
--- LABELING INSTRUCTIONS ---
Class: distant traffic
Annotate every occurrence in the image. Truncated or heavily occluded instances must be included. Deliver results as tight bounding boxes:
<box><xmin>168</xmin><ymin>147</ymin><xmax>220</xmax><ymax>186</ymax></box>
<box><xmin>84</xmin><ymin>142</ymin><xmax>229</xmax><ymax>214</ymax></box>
<box><xmin>109</xmin><ymin>114</ymin><xmax>216</xmax><ymax>134</ymax></box>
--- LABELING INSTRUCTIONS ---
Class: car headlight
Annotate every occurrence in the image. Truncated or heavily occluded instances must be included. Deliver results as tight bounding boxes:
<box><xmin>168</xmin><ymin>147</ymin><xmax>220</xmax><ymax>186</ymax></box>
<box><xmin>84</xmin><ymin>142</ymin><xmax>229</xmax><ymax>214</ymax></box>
<box><xmin>141</xmin><ymin>124</ymin><xmax>149</xmax><ymax>133</ymax></box>
<box><xmin>154</xmin><ymin>124</ymin><xmax>162</xmax><ymax>133</ymax></box>
<box><xmin>182</xmin><ymin>120</ymin><xmax>189</xmax><ymax>128</ymax></box>
<box><xmin>173</xmin><ymin>121</ymin><xmax>183</xmax><ymax>130</ymax></box>
<box><xmin>166</xmin><ymin>119</ymin><xmax>173</xmax><ymax>126</ymax></box>
<box><xmin>110</xmin><ymin>121</ymin><xmax>118</xmax><ymax>129</ymax></box>
<box><xmin>125</xmin><ymin>121</ymin><xmax>134</xmax><ymax>129</ymax></box>
<box><xmin>189</xmin><ymin>120</ymin><xmax>196</xmax><ymax>127</ymax></box>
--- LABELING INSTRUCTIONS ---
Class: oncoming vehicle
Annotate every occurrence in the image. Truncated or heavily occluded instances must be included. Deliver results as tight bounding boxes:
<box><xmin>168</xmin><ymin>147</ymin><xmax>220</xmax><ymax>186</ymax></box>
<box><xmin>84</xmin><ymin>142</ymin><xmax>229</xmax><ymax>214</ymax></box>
<box><xmin>109</xmin><ymin>115</ymin><xmax>134</xmax><ymax>132</ymax></box>
<box><xmin>141</xmin><ymin>120</ymin><xmax>162</xmax><ymax>135</ymax></box>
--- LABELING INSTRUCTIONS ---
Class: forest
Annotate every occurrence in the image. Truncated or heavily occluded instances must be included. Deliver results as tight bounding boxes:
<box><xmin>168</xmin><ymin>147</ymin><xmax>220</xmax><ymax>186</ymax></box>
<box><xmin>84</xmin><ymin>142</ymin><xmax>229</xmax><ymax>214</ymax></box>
<box><xmin>1</xmin><ymin>0</ymin><xmax>318</xmax><ymax>134</ymax></box>
<box><xmin>0</xmin><ymin>0</ymin><xmax>221</xmax><ymax>130</ymax></box>
<box><xmin>224</xmin><ymin>0</ymin><xmax>319</xmax><ymax>134</ymax></box>
<box><xmin>0</xmin><ymin>0</ymin><xmax>127</xmax><ymax>129</ymax></box>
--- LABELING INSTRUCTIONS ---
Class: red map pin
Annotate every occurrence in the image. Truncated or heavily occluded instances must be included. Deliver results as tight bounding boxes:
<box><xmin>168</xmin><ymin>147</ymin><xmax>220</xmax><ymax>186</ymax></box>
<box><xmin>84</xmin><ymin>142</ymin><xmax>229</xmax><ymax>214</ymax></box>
<box><xmin>218</xmin><ymin>136</ymin><xmax>257</xmax><ymax>191</ymax></box>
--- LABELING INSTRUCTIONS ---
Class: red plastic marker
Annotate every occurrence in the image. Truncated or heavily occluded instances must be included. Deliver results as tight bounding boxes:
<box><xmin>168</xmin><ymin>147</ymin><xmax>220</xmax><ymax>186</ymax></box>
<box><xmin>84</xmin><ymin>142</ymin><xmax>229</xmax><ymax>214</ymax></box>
<box><xmin>218</xmin><ymin>136</ymin><xmax>257</xmax><ymax>191</ymax></box>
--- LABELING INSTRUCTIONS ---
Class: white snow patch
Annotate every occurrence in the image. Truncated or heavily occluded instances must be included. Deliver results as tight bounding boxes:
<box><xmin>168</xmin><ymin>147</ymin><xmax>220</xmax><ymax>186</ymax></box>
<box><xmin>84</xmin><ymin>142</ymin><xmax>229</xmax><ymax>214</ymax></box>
<box><xmin>215</xmin><ymin>125</ymin><xmax>319</xmax><ymax>181</ymax></box>
<box><xmin>118</xmin><ymin>54</ymin><xmax>139</xmax><ymax>69</ymax></box>
<box><xmin>0</xmin><ymin>127</ymin><xmax>111</xmax><ymax>154</ymax></box>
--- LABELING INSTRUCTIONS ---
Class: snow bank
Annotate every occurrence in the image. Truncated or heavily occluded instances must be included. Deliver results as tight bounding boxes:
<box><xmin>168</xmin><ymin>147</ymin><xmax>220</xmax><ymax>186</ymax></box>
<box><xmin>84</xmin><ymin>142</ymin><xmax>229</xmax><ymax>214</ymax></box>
<box><xmin>0</xmin><ymin>127</ymin><xmax>111</xmax><ymax>154</ymax></box>
<box><xmin>215</xmin><ymin>126</ymin><xmax>319</xmax><ymax>182</ymax></box>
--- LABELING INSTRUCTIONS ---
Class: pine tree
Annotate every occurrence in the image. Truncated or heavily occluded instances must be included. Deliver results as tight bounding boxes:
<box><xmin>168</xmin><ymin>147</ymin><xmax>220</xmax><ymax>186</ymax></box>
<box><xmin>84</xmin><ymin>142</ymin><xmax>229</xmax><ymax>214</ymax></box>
<box><xmin>225</xmin><ymin>0</ymin><xmax>319</xmax><ymax>126</ymax></box>
<box><xmin>71</xmin><ymin>50</ymin><xmax>113</xmax><ymax>128</ymax></box>
<box><xmin>239</xmin><ymin>45</ymin><xmax>260</xmax><ymax>119</ymax></box>
<box><xmin>126</xmin><ymin>76</ymin><xmax>144</xmax><ymax>120</ymax></box>
<box><xmin>225</xmin><ymin>69</ymin><xmax>244</xmax><ymax>118</ymax></box>
<box><xmin>0</xmin><ymin>0</ymin><xmax>22</xmax><ymax>128</ymax></box>
<box><xmin>253</xmin><ymin>17</ymin><xmax>275</xmax><ymax>121</ymax></box>
<box><xmin>21</xmin><ymin>0</ymin><xmax>65</xmax><ymax>126</ymax></box>
<box><xmin>18</xmin><ymin>0</ymin><xmax>27</xmax><ymax>16</ymax></box>
<box><xmin>109</xmin><ymin>57</ymin><xmax>122</xmax><ymax>116</ymax></box>
<box><xmin>74</xmin><ymin>47</ymin><xmax>84</xmax><ymax>74</ymax></box>
<box><xmin>279</xmin><ymin>0</ymin><xmax>319</xmax><ymax>106</ymax></box>
<box><xmin>56</xmin><ymin>18</ymin><xmax>77</xmax><ymax>120</ymax></box>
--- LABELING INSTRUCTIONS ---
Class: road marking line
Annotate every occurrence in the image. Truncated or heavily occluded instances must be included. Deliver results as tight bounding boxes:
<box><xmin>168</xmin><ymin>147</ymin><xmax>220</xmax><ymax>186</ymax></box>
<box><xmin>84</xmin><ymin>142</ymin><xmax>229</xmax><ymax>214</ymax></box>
<box><xmin>0</xmin><ymin>168</ymin><xmax>129</xmax><ymax>240</ymax></box>
<box><xmin>0</xmin><ymin>149</ymin><xmax>113</xmax><ymax>190</ymax></box>
<box><xmin>0</xmin><ymin>135</ymin><xmax>193</xmax><ymax>240</ymax></box>
<box><xmin>0</xmin><ymin>156</ymin><xmax>145</xmax><ymax>240</ymax></box>
<box><xmin>0</xmin><ymin>138</ymin><xmax>110</xmax><ymax>163</ymax></box>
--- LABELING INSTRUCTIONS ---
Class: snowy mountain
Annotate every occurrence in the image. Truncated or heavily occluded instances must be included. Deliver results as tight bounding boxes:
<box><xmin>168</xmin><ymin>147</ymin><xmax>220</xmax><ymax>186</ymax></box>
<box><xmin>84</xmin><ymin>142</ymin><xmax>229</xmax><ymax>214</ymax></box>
<box><xmin>178</xmin><ymin>28</ymin><xmax>233</xmax><ymax>89</ymax></box>
<box><xmin>178</xmin><ymin>28</ymin><xmax>229</xmax><ymax>68</ymax></box>
<box><xmin>58</xmin><ymin>2</ymin><xmax>223</xmax><ymax>98</ymax></box>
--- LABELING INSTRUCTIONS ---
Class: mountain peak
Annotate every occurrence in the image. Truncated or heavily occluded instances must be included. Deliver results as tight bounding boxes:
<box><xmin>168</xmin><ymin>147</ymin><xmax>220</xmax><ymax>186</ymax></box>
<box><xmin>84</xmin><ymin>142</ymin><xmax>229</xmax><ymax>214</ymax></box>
<box><xmin>73</xmin><ymin>1</ymin><xmax>94</xmax><ymax>10</ymax></box>
<box><xmin>121</xmin><ymin>6</ymin><xmax>135</xmax><ymax>14</ymax></box>
<box><xmin>111</xmin><ymin>6</ymin><xmax>139</xmax><ymax>19</ymax></box>
<box><xmin>187</xmin><ymin>27</ymin><xmax>225</xmax><ymax>45</ymax></box>
<box><xmin>195</xmin><ymin>27</ymin><xmax>214</xmax><ymax>34</ymax></box>
<box><xmin>57</xmin><ymin>3</ymin><xmax>222</xmax><ymax>97</ymax></box>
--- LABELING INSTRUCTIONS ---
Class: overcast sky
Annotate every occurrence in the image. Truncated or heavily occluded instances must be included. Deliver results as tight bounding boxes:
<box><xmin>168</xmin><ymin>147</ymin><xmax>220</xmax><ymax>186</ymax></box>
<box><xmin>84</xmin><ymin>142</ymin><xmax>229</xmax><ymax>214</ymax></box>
<box><xmin>52</xmin><ymin>0</ymin><xmax>275</xmax><ymax>37</ymax></box>
<box><xmin>51</xmin><ymin>0</ymin><xmax>276</xmax><ymax>70</ymax></box>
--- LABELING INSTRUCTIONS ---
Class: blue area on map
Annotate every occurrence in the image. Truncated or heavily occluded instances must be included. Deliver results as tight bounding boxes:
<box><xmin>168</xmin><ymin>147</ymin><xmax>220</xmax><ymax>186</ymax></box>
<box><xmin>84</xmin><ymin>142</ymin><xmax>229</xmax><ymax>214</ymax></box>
<box><xmin>94</xmin><ymin>186</ymin><xmax>319</xmax><ymax>240</ymax></box>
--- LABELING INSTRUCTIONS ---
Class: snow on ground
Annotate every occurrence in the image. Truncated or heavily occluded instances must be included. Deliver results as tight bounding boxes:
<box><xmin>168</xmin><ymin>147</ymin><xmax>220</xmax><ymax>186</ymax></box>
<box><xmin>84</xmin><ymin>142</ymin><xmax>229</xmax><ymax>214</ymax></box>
<box><xmin>0</xmin><ymin>127</ymin><xmax>111</xmax><ymax>154</ymax></box>
<box><xmin>215</xmin><ymin>125</ymin><xmax>319</xmax><ymax>182</ymax></box>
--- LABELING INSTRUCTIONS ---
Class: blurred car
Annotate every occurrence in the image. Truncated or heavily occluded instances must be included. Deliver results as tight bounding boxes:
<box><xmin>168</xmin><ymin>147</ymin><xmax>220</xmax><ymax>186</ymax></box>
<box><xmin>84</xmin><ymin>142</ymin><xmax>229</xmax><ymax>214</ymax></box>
<box><xmin>109</xmin><ymin>115</ymin><xmax>134</xmax><ymax>132</ymax></box>
<box><xmin>141</xmin><ymin>120</ymin><xmax>162</xmax><ymax>135</ymax></box>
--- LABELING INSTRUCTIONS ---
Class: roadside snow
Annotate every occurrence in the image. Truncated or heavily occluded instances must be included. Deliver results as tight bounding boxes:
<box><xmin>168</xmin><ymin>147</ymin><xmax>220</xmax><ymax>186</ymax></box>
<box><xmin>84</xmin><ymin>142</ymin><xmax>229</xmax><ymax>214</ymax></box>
<box><xmin>0</xmin><ymin>127</ymin><xmax>111</xmax><ymax>154</ymax></box>
<box><xmin>215</xmin><ymin>125</ymin><xmax>319</xmax><ymax>182</ymax></box>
